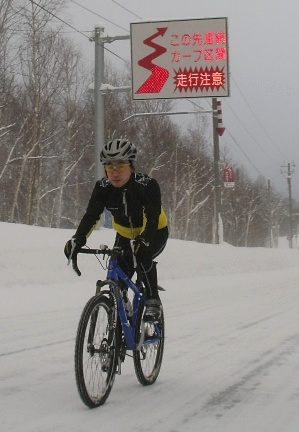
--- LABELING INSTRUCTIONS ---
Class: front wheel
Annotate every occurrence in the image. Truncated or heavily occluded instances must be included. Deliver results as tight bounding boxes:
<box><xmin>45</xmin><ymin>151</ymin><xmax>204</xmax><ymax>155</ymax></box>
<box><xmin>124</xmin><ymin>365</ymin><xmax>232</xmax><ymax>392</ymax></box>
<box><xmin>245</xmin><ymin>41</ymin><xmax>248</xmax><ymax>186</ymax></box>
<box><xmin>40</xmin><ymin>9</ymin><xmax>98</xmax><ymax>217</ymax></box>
<box><xmin>133</xmin><ymin>303</ymin><xmax>165</xmax><ymax>385</ymax></box>
<box><xmin>75</xmin><ymin>295</ymin><xmax>118</xmax><ymax>408</ymax></box>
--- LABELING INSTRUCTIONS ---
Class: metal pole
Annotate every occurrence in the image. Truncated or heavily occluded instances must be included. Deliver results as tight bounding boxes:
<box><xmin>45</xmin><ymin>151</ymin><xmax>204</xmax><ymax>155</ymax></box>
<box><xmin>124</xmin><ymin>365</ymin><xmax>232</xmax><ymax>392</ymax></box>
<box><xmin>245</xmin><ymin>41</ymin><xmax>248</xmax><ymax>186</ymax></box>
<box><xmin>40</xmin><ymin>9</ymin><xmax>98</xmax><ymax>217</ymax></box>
<box><xmin>212</xmin><ymin>98</ymin><xmax>222</xmax><ymax>244</ymax></box>
<box><xmin>287</xmin><ymin>163</ymin><xmax>293</xmax><ymax>248</ymax></box>
<box><xmin>94</xmin><ymin>25</ymin><xmax>105</xmax><ymax>181</ymax></box>
<box><xmin>267</xmin><ymin>178</ymin><xmax>272</xmax><ymax>248</ymax></box>
<box><xmin>111</xmin><ymin>110</ymin><xmax>212</xmax><ymax>140</ymax></box>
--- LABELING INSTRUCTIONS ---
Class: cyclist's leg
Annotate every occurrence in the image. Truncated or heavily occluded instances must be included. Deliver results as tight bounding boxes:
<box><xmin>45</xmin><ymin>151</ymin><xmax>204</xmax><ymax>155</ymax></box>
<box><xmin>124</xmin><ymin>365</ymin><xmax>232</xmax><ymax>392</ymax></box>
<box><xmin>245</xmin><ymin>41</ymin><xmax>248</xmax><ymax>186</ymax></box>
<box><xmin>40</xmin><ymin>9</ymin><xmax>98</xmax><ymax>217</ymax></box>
<box><xmin>113</xmin><ymin>235</ymin><xmax>136</xmax><ymax>321</ymax></box>
<box><xmin>138</xmin><ymin>227</ymin><xmax>168</xmax><ymax>321</ymax></box>
<box><xmin>113</xmin><ymin>234</ymin><xmax>135</xmax><ymax>280</ymax></box>
<box><xmin>139</xmin><ymin>226</ymin><xmax>168</xmax><ymax>297</ymax></box>
<box><xmin>152</xmin><ymin>226</ymin><xmax>169</xmax><ymax>260</ymax></box>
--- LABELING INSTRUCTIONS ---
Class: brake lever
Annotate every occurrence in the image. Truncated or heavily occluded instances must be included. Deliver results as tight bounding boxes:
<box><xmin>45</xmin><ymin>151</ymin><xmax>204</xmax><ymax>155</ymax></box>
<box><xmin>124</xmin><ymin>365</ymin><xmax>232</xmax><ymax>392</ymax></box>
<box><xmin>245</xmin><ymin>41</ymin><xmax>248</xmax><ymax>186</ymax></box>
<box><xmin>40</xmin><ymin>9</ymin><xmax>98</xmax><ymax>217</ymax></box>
<box><xmin>67</xmin><ymin>238</ymin><xmax>76</xmax><ymax>266</ymax></box>
<box><xmin>71</xmin><ymin>253</ymin><xmax>81</xmax><ymax>276</ymax></box>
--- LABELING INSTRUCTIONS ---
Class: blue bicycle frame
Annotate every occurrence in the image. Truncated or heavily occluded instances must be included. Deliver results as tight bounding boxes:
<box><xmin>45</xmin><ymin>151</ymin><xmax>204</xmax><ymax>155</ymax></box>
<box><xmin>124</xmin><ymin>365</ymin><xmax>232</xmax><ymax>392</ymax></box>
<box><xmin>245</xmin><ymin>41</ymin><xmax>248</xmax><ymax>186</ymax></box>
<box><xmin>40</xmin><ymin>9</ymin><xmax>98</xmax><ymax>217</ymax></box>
<box><xmin>104</xmin><ymin>254</ymin><xmax>162</xmax><ymax>351</ymax></box>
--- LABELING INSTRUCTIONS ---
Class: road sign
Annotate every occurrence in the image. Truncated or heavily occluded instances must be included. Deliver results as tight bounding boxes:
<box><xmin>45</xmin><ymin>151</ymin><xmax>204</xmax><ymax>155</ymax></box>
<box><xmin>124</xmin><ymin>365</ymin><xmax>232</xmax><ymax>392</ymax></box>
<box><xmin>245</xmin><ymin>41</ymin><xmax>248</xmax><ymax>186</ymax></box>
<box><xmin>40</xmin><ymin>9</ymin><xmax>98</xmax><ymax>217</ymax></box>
<box><xmin>223</xmin><ymin>163</ymin><xmax>235</xmax><ymax>188</ymax></box>
<box><xmin>131</xmin><ymin>17</ymin><xmax>229</xmax><ymax>100</ymax></box>
<box><xmin>216</xmin><ymin>100</ymin><xmax>225</xmax><ymax>136</ymax></box>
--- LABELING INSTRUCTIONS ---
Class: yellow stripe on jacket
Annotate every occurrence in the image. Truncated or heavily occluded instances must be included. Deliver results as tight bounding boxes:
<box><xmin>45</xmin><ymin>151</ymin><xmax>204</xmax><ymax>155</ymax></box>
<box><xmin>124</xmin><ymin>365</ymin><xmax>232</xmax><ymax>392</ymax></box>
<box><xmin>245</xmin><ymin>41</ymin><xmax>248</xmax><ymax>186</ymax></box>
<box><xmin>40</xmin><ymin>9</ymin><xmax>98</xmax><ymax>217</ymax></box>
<box><xmin>112</xmin><ymin>207</ymin><xmax>168</xmax><ymax>239</ymax></box>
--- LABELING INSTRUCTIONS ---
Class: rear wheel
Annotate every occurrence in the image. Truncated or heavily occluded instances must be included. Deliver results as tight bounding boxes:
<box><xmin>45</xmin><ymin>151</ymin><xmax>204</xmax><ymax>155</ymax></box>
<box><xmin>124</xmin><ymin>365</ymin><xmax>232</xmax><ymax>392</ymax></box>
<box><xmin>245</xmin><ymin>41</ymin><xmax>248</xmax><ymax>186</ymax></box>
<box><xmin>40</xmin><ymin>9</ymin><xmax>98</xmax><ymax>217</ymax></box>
<box><xmin>75</xmin><ymin>295</ymin><xmax>118</xmax><ymax>408</ymax></box>
<box><xmin>133</xmin><ymin>303</ymin><xmax>165</xmax><ymax>385</ymax></box>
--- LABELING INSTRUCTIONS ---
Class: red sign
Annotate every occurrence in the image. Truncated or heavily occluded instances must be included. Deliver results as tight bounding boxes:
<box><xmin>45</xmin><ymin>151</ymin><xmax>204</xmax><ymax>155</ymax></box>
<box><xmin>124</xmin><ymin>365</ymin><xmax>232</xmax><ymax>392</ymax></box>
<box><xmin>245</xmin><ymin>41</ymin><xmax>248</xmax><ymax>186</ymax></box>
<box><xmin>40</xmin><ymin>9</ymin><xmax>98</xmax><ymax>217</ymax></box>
<box><xmin>216</xmin><ymin>100</ymin><xmax>225</xmax><ymax>136</ymax></box>
<box><xmin>131</xmin><ymin>18</ymin><xmax>229</xmax><ymax>100</ymax></box>
<box><xmin>223</xmin><ymin>163</ymin><xmax>235</xmax><ymax>188</ymax></box>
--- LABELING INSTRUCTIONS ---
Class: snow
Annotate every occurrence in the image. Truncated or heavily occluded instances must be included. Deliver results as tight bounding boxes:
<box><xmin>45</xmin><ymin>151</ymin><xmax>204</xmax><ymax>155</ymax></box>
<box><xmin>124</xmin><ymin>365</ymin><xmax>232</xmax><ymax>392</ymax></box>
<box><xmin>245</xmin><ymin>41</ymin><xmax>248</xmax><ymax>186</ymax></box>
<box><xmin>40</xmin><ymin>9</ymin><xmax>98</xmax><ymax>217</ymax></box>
<box><xmin>1</xmin><ymin>221</ymin><xmax>299</xmax><ymax>431</ymax></box>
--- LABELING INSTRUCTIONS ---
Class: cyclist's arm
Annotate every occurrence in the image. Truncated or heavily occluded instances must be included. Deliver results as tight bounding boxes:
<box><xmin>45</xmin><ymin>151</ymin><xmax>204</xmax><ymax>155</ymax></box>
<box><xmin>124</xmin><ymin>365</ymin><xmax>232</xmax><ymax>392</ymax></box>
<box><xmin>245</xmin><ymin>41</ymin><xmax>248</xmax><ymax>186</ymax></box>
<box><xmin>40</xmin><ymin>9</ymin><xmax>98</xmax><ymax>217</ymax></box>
<box><xmin>140</xmin><ymin>178</ymin><xmax>163</xmax><ymax>242</ymax></box>
<box><xmin>75</xmin><ymin>181</ymin><xmax>105</xmax><ymax>239</ymax></box>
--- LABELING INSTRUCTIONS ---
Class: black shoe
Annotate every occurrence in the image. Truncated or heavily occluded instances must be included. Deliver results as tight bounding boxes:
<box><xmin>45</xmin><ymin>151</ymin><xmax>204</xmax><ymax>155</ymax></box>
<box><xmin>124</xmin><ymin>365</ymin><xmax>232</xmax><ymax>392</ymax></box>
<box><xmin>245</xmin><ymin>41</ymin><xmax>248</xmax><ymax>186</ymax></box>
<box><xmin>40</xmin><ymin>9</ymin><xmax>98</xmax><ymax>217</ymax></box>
<box><xmin>143</xmin><ymin>298</ymin><xmax>162</xmax><ymax>322</ymax></box>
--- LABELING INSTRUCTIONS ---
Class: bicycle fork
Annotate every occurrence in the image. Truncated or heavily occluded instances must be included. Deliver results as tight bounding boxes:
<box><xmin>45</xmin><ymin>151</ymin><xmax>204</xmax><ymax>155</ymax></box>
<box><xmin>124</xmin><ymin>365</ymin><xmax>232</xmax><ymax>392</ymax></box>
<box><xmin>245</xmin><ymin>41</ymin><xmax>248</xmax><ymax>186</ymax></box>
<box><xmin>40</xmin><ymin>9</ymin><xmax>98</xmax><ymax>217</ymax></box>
<box><xmin>136</xmin><ymin>321</ymin><xmax>146</xmax><ymax>351</ymax></box>
<box><xmin>95</xmin><ymin>280</ymin><xmax>118</xmax><ymax>347</ymax></box>
<box><xmin>96</xmin><ymin>280</ymin><xmax>127</xmax><ymax>375</ymax></box>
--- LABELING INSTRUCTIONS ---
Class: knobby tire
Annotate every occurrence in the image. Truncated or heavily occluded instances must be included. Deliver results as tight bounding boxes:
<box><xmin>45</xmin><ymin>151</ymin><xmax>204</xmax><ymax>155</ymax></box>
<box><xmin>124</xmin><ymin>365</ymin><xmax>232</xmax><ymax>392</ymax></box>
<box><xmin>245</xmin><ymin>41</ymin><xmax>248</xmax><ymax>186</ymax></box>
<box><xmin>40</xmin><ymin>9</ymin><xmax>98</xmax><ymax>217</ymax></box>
<box><xmin>74</xmin><ymin>295</ymin><xmax>119</xmax><ymax>408</ymax></box>
<box><xmin>133</xmin><ymin>303</ymin><xmax>165</xmax><ymax>385</ymax></box>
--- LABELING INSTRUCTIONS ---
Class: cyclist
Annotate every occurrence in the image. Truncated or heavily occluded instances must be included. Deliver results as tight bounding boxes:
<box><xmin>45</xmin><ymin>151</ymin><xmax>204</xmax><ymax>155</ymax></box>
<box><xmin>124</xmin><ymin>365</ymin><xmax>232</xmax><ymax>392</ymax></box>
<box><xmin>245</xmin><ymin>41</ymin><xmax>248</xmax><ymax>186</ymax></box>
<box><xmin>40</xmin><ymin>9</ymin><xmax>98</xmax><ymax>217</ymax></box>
<box><xmin>64</xmin><ymin>138</ymin><xmax>168</xmax><ymax>321</ymax></box>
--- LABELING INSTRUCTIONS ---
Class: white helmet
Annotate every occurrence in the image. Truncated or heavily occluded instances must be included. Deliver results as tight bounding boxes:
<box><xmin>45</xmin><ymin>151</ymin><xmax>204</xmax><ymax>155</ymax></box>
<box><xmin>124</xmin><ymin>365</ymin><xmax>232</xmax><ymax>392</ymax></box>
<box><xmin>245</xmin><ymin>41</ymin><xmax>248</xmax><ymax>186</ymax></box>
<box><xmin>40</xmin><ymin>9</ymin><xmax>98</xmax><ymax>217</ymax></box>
<box><xmin>100</xmin><ymin>139</ymin><xmax>137</xmax><ymax>163</ymax></box>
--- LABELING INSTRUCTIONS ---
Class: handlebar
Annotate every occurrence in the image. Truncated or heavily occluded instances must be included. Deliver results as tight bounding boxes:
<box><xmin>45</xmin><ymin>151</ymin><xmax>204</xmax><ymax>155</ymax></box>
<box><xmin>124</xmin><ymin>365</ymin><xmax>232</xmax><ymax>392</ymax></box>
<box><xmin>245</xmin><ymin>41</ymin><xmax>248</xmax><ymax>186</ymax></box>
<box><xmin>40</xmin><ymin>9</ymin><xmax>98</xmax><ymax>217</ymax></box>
<box><xmin>79</xmin><ymin>245</ymin><xmax>121</xmax><ymax>256</ymax></box>
<box><xmin>69</xmin><ymin>245</ymin><xmax>130</xmax><ymax>276</ymax></box>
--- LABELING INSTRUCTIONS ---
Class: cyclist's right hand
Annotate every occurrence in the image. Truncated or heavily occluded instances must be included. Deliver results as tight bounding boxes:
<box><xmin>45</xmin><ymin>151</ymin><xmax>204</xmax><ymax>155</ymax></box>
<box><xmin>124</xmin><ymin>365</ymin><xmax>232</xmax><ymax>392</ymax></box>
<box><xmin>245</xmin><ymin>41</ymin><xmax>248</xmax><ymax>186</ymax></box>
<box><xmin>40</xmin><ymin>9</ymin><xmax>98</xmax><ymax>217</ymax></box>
<box><xmin>64</xmin><ymin>236</ymin><xmax>86</xmax><ymax>261</ymax></box>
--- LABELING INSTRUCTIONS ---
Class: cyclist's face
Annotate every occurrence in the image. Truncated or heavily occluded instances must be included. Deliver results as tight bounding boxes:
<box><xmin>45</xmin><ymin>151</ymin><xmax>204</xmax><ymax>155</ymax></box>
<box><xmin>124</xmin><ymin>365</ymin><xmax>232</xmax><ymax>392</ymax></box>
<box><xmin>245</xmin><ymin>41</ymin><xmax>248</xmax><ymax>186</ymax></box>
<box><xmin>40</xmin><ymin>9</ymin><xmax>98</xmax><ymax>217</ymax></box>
<box><xmin>105</xmin><ymin>160</ymin><xmax>132</xmax><ymax>187</ymax></box>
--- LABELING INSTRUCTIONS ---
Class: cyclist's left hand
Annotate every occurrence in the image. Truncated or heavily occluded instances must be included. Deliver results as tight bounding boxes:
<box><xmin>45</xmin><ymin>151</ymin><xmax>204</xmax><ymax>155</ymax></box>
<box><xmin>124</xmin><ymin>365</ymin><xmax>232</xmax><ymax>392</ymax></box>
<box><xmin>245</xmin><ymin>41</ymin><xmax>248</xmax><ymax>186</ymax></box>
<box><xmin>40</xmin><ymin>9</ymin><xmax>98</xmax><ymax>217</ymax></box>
<box><xmin>133</xmin><ymin>236</ymin><xmax>149</xmax><ymax>256</ymax></box>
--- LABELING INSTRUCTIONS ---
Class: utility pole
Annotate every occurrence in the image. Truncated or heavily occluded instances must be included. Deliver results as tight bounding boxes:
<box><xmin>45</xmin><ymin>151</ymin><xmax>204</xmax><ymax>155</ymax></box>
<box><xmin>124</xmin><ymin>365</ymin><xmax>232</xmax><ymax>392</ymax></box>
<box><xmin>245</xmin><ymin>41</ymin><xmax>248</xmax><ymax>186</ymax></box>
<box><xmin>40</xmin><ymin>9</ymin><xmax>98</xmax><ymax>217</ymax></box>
<box><xmin>287</xmin><ymin>163</ymin><xmax>294</xmax><ymax>248</ymax></box>
<box><xmin>281</xmin><ymin>162</ymin><xmax>295</xmax><ymax>248</ymax></box>
<box><xmin>212</xmin><ymin>98</ymin><xmax>223</xmax><ymax>244</ymax></box>
<box><xmin>89</xmin><ymin>25</ymin><xmax>130</xmax><ymax>227</ymax></box>
<box><xmin>89</xmin><ymin>25</ymin><xmax>130</xmax><ymax>181</ymax></box>
<box><xmin>93</xmin><ymin>25</ymin><xmax>105</xmax><ymax>181</ymax></box>
<box><xmin>267</xmin><ymin>178</ymin><xmax>272</xmax><ymax>248</ymax></box>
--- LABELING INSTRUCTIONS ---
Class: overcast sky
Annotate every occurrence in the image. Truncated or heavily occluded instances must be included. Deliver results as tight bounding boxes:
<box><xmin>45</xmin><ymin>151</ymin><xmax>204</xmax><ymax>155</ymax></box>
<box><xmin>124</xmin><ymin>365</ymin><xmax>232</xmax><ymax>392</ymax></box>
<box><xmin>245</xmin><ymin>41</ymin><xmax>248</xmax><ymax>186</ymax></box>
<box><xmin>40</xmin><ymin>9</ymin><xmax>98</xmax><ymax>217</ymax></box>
<box><xmin>62</xmin><ymin>0</ymin><xmax>299</xmax><ymax>201</ymax></box>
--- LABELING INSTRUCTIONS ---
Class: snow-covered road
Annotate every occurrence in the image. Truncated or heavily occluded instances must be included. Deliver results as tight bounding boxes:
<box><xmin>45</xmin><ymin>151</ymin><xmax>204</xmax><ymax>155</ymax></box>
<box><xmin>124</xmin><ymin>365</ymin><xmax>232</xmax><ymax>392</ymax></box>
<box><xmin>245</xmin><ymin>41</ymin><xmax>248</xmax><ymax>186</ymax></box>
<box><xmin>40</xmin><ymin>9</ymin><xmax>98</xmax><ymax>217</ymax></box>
<box><xmin>1</xmin><ymin>222</ymin><xmax>299</xmax><ymax>431</ymax></box>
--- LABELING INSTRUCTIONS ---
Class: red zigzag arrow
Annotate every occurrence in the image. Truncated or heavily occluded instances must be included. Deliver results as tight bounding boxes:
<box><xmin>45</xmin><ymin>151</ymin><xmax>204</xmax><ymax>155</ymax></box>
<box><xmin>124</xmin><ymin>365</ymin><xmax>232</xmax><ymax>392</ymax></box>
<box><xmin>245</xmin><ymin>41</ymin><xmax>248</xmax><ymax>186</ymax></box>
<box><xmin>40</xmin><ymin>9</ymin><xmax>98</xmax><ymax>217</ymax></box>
<box><xmin>136</xmin><ymin>27</ymin><xmax>169</xmax><ymax>94</ymax></box>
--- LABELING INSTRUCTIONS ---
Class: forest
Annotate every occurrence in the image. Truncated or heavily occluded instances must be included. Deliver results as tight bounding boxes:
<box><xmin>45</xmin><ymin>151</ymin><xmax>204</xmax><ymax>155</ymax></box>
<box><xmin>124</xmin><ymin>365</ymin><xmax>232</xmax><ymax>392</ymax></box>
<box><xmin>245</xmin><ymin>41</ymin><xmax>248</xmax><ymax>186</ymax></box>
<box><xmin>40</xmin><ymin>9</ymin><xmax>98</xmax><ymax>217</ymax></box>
<box><xmin>0</xmin><ymin>0</ymin><xmax>295</xmax><ymax>247</ymax></box>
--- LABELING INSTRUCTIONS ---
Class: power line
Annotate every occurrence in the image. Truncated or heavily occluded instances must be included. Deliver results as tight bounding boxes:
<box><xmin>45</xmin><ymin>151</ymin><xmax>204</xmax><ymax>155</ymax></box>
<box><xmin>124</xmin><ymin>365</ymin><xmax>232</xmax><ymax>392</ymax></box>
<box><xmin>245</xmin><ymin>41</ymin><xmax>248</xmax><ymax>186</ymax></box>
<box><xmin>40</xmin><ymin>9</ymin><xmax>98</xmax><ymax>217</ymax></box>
<box><xmin>223</xmin><ymin>97</ymin><xmax>283</xmax><ymax>167</ymax></box>
<box><xmin>208</xmin><ymin>100</ymin><xmax>265</xmax><ymax>176</ymax></box>
<box><xmin>231</xmin><ymin>75</ymin><xmax>287</xmax><ymax>160</ymax></box>
<box><xmin>219</xmin><ymin>74</ymin><xmax>292</xmax><ymax>181</ymax></box>
<box><xmin>224</xmin><ymin>129</ymin><xmax>263</xmax><ymax>177</ymax></box>
<box><xmin>199</xmin><ymin>98</ymin><xmax>267</xmax><ymax>177</ymax></box>
<box><xmin>29</xmin><ymin>0</ymin><xmax>90</xmax><ymax>40</ymax></box>
<box><xmin>110</xmin><ymin>0</ymin><xmax>143</xmax><ymax>20</ymax></box>
<box><xmin>29</xmin><ymin>0</ymin><xmax>127</xmax><ymax>62</ymax></box>
<box><xmin>70</xmin><ymin>0</ymin><xmax>129</xmax><ymax>33</ymax></box>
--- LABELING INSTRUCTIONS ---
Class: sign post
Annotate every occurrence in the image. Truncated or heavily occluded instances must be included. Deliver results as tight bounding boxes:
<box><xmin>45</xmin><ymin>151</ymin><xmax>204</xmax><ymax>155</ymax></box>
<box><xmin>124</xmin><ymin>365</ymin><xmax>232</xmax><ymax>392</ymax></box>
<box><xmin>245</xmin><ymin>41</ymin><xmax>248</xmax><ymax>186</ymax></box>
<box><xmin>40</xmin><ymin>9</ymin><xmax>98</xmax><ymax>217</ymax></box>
<box><xmin>131</xmin><ymin>17</ymin><xmax>229</xmax><ymax>100</ymax></box>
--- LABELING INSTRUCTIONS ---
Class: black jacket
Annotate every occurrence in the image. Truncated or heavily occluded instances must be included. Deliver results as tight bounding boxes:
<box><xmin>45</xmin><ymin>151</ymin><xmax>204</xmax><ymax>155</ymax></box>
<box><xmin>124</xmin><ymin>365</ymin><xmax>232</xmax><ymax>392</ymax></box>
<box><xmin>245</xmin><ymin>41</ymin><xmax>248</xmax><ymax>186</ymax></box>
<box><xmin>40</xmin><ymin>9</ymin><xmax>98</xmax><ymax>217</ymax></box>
<box><xmin>75</xmin><ymin>173</ymin><xmax>167</xmax><ymax>242</ymax></box>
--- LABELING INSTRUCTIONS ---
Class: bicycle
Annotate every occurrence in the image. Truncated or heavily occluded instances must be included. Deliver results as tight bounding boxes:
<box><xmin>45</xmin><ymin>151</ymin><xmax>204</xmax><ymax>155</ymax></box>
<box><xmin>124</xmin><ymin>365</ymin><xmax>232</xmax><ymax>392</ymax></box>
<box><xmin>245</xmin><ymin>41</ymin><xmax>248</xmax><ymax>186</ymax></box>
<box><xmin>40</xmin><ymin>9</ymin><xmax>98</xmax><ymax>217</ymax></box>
<box><xmin>70</xmin><ymin>243</ymin><xmax>165</xmax><ymax>408</ymax></box>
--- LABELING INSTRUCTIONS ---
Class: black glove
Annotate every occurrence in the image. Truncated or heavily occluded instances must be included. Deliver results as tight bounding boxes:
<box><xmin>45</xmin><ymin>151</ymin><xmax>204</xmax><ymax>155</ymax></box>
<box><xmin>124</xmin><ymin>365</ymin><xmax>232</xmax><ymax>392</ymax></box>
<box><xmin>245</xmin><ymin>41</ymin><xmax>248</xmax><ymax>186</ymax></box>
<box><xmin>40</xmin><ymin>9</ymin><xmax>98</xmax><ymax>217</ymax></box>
<box><xmin>64</xmin><ymin>235</ymin><xmax>86</xmax><ymax>260</ymax></box>
<box><xmin>133</xmin><ymin>236</ymin><xmax>149</xmax><ymax>256</ymax></box>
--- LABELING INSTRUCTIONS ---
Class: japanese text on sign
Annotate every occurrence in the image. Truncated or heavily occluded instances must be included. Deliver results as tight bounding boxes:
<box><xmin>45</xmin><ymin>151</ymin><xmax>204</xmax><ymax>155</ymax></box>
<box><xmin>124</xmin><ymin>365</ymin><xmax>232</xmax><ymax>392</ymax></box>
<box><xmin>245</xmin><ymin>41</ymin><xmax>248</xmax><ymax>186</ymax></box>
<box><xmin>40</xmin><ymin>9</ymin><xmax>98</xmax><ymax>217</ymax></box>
<box><xmin>174</xmin><ymin>67</ymin><xmax>225</xmax><ymax>92</ymax></box>
<box><xmin>223</xmin><ymin>163</ymin><xmax>235</xmax><ymax>188</ymax></box>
